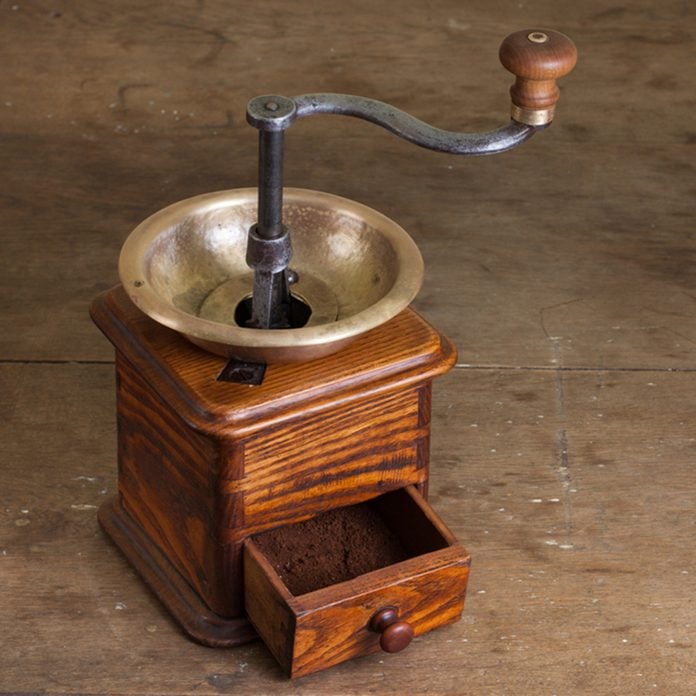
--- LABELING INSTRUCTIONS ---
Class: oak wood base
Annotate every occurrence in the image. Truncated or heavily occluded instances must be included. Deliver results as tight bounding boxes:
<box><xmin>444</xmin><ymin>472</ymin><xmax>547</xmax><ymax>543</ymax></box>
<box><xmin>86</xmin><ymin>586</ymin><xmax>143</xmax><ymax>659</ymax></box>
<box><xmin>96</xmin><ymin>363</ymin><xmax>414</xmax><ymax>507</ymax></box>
<box><xmin>91</xmin><ymin>285</ymin><xmax>459</xmax><ymax>670</ymax></box>
<box><xmin>98</xmin><ymin>496</ymin><xmax>257</xmax><ymax>648</ymax></box>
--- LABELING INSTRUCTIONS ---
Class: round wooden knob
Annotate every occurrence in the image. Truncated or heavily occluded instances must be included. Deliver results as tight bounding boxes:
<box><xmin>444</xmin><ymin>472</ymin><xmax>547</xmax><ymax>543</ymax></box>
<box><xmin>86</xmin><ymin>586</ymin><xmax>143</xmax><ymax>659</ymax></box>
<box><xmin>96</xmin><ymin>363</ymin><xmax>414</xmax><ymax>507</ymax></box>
<box><xmin>499</xmin><ymin>29</ymin><xmax>577</xmax><ymax>125</ymax></box>
<box><xmin>369</xmin><ymin>607</ymin><xmax>414</xmax><ymax>653</ymax></box>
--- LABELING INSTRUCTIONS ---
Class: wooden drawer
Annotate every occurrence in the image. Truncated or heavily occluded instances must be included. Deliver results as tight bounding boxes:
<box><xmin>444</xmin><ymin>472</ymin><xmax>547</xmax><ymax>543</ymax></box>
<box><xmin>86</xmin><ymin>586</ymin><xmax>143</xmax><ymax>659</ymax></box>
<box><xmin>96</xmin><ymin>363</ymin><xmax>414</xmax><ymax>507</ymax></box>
<box><xmin>244</xmin><ymin>486</ymin><xmax>470</xmax><ymax>678</ymax></box>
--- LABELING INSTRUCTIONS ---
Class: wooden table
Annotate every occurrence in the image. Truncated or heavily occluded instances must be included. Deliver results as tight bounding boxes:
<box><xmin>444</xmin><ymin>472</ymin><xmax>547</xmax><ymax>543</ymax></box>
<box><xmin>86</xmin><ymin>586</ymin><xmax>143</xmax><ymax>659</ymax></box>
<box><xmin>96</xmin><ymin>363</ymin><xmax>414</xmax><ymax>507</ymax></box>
<box><xmin>2</xmin><ymin>1</ymin><xmax>695</xmax><ymax>693</ymax></box>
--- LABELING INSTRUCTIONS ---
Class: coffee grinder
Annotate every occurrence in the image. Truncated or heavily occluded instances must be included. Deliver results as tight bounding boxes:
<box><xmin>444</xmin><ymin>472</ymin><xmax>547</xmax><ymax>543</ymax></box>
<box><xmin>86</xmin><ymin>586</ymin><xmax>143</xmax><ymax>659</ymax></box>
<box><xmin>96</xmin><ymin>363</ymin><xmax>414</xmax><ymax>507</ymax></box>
<box><xmin>91</xmin><ymin>29</ymin><xmax>576</xmax><ymax>678</ymax></box>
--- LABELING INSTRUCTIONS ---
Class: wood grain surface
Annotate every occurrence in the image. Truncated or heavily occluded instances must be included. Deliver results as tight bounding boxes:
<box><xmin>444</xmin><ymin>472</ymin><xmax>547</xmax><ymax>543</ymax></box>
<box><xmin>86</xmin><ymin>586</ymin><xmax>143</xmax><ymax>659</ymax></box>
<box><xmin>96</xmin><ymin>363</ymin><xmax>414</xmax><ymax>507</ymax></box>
<box><xmin>2</xmin><ymin>0</ymin><xmax>696</xmax><ymax>693</ymax></box>
<box><xmin>90</xmin><ymin>286</ymin><xmax>454</xmax><ymax>433</ymax></box>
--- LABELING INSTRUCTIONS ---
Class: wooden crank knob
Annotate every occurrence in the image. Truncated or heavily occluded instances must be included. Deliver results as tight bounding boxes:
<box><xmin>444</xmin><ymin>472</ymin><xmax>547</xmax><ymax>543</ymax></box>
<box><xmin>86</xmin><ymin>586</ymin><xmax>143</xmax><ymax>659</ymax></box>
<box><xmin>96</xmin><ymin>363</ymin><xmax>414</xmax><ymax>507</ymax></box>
<box><xmin>369</xmin><ymin>607</ymin><xmax>414</xmax><ymax>653</ymax></box>
<box><xmin>499</xmin><ymin>29</ymin><xmax>577</xmax><ymax>126</ymax></box>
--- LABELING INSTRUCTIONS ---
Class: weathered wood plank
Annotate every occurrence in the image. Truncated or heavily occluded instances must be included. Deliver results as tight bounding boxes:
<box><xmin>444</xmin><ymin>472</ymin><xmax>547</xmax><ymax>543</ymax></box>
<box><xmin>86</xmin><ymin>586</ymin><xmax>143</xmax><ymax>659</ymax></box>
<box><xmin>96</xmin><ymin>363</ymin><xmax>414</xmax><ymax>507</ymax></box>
<box><xmin>2</xmin><ymin>0</ymin><xmax>696</xmax><ymax>692</ymax></box>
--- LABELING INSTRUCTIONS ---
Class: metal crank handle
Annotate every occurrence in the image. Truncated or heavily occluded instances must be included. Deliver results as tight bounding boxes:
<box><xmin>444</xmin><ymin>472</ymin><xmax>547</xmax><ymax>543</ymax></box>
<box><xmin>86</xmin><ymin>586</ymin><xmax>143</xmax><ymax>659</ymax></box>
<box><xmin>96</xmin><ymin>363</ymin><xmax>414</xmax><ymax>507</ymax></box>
<box><xmin>244</xmin><ymin>29</ymin><xmax>576</xmax><ymax>330</ymax></box>
<box><xmin>247</xmin><ymin>29</ymin><xmax>577</xmax><ymax>145</ymax></box>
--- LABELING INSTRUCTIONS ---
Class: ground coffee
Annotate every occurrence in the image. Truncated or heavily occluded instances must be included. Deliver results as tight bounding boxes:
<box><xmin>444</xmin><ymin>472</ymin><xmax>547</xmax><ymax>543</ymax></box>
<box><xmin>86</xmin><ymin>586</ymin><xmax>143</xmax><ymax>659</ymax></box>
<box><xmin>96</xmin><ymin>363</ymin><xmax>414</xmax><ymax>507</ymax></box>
<box><xmin>253</xmin><ymin>503</ymin><xmax>410</xmax><ymax>596</ymax></box>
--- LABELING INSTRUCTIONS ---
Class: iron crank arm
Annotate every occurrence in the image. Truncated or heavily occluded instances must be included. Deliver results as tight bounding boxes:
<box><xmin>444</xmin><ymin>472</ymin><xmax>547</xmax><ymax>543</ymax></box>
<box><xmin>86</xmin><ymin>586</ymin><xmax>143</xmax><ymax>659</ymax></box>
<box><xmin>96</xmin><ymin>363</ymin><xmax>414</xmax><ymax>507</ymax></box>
<box><xmin>244</xmin><ymin>29</ymin><xmax>577</xmax><ymax>330</ymax></box>
<box><xmin>250</xmin><ymin>94</ymin><xmax>539</xmax><ymax>153</ymax></box>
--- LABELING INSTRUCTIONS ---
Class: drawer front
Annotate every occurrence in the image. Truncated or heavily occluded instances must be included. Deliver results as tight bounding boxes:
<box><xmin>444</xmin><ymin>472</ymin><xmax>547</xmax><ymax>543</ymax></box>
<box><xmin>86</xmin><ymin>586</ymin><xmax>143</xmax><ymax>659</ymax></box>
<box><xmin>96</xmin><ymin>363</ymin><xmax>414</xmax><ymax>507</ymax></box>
<box><xmin>291</xmin><ymin>549</ymin><xmax>469</xmax><ymax>677</ymax></box>
<box><xmin>237</xmin><ymin>387</ymin><xmax>429</xmax><ymax>536</ymax></box>
<box><xmin>244</xmin><ymin>487</ymin><xmax>470</xmax><ymax>678</ymax></box>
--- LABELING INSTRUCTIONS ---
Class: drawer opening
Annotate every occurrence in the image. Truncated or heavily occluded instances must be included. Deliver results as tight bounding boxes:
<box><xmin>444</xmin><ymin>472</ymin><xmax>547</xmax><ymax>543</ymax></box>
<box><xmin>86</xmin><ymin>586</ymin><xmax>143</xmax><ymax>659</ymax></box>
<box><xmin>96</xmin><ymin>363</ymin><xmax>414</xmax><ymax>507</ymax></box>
<box><xmin>251</xmin><ymin>487</ymin><xmax>451</xmax><ymax>596</ymax></box>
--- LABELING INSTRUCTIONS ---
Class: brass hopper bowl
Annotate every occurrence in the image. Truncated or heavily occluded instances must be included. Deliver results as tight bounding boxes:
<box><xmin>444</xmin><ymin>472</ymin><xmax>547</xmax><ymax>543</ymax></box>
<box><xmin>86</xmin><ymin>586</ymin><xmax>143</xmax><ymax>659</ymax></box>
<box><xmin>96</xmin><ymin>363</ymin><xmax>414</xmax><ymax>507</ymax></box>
<box><xmin>118</xmin><ymin>187</ymin><xmax>424</xmax><ymax>363</ymax></box>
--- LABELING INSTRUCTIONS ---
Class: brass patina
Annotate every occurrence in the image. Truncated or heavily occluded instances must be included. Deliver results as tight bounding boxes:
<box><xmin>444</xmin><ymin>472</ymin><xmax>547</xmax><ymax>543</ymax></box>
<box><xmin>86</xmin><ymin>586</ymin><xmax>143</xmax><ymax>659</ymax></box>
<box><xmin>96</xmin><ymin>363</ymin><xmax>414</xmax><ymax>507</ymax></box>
<box><xmin>119</xmin><ymin>187</ymin><xmax>423</xmax><ymax>363</ymax></box>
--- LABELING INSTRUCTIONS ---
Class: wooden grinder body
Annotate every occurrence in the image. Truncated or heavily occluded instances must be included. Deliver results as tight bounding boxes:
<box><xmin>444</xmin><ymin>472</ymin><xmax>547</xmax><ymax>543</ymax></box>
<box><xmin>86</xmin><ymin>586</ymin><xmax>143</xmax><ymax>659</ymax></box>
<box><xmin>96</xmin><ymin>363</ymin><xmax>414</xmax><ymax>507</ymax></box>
<box><xmin>91</xmin><ymin>285</ymin><xmax>469</xmax><ymax>674</ymax></box>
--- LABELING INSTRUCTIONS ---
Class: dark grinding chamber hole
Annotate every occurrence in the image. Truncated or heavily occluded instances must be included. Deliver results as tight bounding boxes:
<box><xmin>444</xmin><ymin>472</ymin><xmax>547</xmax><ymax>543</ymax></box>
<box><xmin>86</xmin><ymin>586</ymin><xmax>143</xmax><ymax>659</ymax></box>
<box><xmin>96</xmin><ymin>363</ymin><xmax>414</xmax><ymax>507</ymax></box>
<box><xmin>234</xmin><ymin>294</ymin><xmax>312</xmax><ymax>329</ymax></box>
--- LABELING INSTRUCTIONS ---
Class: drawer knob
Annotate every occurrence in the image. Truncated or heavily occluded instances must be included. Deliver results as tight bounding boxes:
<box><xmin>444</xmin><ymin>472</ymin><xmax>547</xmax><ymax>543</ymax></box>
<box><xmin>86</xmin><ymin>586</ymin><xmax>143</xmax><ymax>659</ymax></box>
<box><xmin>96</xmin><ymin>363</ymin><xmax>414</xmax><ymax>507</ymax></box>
<box><xmin>370</xmin><ymin>607</ymin><xmax>414</xmax><ymax>653</ymax></box>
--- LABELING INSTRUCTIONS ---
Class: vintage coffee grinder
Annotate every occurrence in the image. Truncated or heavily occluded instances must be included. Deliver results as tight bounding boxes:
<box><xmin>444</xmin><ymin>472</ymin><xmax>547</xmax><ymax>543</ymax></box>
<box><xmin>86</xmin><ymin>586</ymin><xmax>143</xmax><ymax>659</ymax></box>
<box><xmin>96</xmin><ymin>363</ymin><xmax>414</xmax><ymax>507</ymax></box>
<box><xmin>91</xmin><ymin>30</ymin><xmax>576</xmax><ymax>678</ymax></box>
